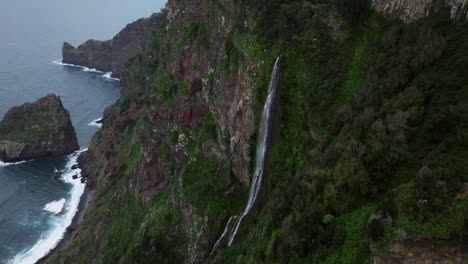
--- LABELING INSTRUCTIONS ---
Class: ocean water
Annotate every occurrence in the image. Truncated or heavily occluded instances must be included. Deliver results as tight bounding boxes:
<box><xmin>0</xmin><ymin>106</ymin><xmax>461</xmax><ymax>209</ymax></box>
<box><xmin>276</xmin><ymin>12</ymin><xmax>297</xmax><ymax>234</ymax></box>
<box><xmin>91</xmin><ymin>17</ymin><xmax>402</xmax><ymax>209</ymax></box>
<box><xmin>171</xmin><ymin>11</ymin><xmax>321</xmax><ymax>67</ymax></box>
<box><xmin>0</xmin><ymin>0</ymin><xmax>166</xmax><ymax>263</ymax></box>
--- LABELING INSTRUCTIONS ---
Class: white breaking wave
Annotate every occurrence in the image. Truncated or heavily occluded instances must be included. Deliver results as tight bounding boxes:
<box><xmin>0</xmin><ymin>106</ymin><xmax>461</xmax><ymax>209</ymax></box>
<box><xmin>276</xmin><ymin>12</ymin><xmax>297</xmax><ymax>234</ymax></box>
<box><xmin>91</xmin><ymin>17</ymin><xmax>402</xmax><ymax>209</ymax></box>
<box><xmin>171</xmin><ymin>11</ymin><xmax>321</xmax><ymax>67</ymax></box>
<box><xmin>52</xmin><ymin>60</ymin><xmax>85</xmax><ymax>69</ymax></box>
<box><xmin>43</xmin><ymin>199</ymin><xmax>66</xmax><ymax>214</ymax></box>
<box><xmin>88</xmin><ymin>118</ymin><xmax>103</xmax><ymax>128</ymax></box>
<box><xmin>10</xmin><ymin>149</ymin><xmax>87</xmax><ymax>264</ymax></box>
<box><xmin>82</xmin><ymin>67</ymin><xmax>103</xmax><ymax>73</ymax></box>
<box><xmin>0</xmin><ymin>160</ymin><xmax>27</xmax><ymax>167</ymax></box>
<box><xmin>101</xmin><ymin>72</ymin><xmax>120</xmax><ymax>81</ymax></box>
<box><xmin>52</xmin><ymin>60</ymin><xmax>120</xmax><ymax>81</ymax></box>
<box><xmin>52</xmin><ymin>60</ymin><xmax>103</xmax><ymax>73</ymax></box>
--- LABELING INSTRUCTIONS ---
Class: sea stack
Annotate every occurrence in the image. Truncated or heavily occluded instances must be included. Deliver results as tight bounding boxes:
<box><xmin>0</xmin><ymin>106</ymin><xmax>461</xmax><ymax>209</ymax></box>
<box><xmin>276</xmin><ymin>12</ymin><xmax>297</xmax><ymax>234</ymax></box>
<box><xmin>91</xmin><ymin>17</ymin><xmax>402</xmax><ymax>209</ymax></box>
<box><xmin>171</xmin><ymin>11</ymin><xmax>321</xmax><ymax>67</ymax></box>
<box><xmin>0</xmin><ymin>94</ymin><xmax>79</xmax><ymax>162</ymax></box>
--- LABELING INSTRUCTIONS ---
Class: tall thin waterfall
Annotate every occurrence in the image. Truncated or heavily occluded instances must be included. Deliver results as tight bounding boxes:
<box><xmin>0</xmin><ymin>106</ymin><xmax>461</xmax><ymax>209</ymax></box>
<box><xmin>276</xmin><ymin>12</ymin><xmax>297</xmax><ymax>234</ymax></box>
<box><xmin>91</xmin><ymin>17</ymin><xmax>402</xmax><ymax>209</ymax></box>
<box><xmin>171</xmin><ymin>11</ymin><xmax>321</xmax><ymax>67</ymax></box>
<box><xmin>211</xmin><ymin>57</ymin><xmax>281</xmax><ymax>254</ymax></box>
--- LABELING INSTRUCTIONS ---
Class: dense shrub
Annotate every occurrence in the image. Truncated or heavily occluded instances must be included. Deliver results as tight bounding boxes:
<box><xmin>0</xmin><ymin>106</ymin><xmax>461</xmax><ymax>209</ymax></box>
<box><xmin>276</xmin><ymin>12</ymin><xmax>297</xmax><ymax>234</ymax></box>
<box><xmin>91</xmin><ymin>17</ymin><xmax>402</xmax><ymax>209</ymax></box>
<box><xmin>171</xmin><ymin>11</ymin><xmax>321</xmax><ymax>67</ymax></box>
<box><xmin>368</xmin><ymin>218</ymin><xmax>385</xmax><ymax>242</ymax></box>
<box><xmin>336</xmin><ymin>0</ymin><xmax>372</xmax><ymax>24</ymax></box>
<box><xmin>413</xmin><ymin>166</ymin><xmax>449</xmax><ymax>210</ymax></box>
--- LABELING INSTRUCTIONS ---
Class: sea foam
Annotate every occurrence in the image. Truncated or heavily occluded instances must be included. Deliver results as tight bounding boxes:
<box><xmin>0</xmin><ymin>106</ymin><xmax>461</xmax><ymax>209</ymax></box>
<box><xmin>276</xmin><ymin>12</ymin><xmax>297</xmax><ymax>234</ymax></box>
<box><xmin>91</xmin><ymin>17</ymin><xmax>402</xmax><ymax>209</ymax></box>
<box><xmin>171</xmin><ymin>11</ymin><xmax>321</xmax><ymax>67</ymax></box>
<box><xmin>52</xmin><ymin>60</ymin><xmax>120</xmax><ymax>81</ymax></box>
<box><xmin>52</xmin><ymin>60</ymin><xmax>102</xmax><ymax>73</ymax></box>
<box><xmin>101</xmin><ymin>72</ymin><xmax>120</xmax><ymax>81</ymax></box>
<box><xmin>10</xmin><ymin>149</ymin><xmax>87</xmax><ymax>264</ymax></box>
<box><xmin>88</xmin><ymin>118</ymin><xmax>103</xmax><ymax>128</ymax></box>
<box><xmin>43</xmin><ymin>199</ymin><xmax>66</xmax><ymax>214</ymax></box>
<box><xmin>0</xmin><ymin>160</ymin><xmax>27</xmax><ymax>167</ymax></box>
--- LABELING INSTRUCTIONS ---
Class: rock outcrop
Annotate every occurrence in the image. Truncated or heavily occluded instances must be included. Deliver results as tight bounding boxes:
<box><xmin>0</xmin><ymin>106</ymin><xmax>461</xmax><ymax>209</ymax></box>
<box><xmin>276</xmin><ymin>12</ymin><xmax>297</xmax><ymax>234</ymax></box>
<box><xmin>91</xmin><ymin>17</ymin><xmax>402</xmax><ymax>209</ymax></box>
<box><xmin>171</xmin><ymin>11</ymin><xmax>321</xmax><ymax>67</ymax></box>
<box><xmin>373</xmin><ymin>237</ymin><xmax>465</xmax><ymax>264</ymax></box>
<box><xmin>372</xmin><ymin>0</ymin><xmax>468</xmax><ymax>22</ymax></box>
<box><xmin>0</xmin><ymin>94</ymin><xmax>79</xmax><ymax>162</ymax></box>
<box><xmin>62</xmin><ymin>12</ymin><xmax>167</xmax><ymax>78</ymax></box>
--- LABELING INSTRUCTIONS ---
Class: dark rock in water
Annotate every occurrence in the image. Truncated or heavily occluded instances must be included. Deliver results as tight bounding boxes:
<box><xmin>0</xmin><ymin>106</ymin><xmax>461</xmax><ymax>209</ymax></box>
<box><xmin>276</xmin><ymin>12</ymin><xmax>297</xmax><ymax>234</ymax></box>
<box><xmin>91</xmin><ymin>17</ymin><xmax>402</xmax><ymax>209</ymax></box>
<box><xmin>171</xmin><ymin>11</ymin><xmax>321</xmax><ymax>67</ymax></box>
<box><xmin>72</xmin><ymin>174</ymin><xmax>78</xmax><ymax>180</ymax></box>
<box><xmin>62</xmin><ymin>11</ymin><xmax>167</xmax><ymax>78</ymax></box>
<box><xmin>96</xmin><ymin>118</ymin><xmax>103</xmax><ymax>124</ymax></box>
<box><xmin>71</xmin><ymin>164</ymin><xmax>78</xmax><ymax>170</ymax></box>
<box><xmin>0</xmin><ymin>94</ymin><xmax>79</xmax><ymax>162</ymax></box>
<box><xmin>80</xmin><ymin>178</ymin><xmax>86</xmax><ymax>184</ymax></box>
<box><xmin>77</xmin><ymin>151</ymin><xmax>96</xmax><ymax>189</ymax></box>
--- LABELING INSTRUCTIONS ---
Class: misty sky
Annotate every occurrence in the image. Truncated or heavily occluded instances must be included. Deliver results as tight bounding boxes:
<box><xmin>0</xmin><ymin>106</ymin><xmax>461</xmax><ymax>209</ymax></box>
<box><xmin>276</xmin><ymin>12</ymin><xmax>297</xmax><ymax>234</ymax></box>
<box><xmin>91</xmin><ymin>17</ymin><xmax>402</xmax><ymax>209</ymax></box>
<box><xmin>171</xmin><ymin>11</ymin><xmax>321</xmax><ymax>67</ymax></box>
<box><xmin>0</xmin><ymin>0</ymin><xmax>167</xmax><ymax>44</ymax></box>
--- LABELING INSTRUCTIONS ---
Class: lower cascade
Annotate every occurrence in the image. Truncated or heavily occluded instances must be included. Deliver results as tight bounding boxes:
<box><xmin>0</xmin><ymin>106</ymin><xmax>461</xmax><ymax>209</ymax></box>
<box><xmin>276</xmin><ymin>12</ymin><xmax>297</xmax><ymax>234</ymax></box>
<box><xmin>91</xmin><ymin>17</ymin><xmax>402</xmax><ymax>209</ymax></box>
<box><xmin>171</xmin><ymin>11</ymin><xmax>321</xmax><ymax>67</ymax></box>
<box><xmin>211</xmin><ymin>57</ymin><xmax>281</xmax><ymax>254</ymax></box>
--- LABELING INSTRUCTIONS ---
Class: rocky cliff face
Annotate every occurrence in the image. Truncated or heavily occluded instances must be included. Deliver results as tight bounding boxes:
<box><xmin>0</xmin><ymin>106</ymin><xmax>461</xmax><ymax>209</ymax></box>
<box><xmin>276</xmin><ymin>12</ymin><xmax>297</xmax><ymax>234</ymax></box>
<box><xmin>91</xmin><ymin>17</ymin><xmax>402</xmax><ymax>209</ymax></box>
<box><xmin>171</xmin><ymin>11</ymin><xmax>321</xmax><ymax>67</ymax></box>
<box><xmin>372</xmin><ymin>0</ymin><xmax>468</xmax><ymax>22</ymax></box>
<box><xmin>62</xmin><ymin>12</ymin><xmax>167</xmax><ymax>78</ymax></box>
<box><xmin>45</xmin><ymin>0</ymin><xmax>468</xmax><ymax>263</ymax></box>
<box><xmin>373</xmin><ymin>237</ymin><xmax>465</xmax><ymax>264</ymax></box>
<box><xmin>0</xmin><ymin>94</ymin><xmax>79</xmax><ymax>162</ymax></box>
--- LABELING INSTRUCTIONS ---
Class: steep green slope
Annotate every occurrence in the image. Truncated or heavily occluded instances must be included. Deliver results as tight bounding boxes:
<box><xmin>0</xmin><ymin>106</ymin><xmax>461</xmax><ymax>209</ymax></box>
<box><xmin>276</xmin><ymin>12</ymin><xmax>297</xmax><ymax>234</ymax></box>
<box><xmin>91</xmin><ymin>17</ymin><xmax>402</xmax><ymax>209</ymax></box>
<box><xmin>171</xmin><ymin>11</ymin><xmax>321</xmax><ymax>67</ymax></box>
<box><xmin>46</xmin><ymin>0</ymin><xmax>467</xmax><ymax>263</ymax></box>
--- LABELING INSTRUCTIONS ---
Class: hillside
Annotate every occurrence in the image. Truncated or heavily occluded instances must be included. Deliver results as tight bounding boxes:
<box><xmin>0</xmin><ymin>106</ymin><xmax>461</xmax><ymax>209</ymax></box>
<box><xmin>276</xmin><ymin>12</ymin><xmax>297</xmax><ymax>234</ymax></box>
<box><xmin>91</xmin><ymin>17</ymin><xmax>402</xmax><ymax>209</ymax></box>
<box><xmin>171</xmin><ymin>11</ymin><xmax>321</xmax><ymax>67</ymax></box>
<box><xmin>45</xmin><ymin>0</ymin><xmax>467</xmax><ymax>263</ymax></box>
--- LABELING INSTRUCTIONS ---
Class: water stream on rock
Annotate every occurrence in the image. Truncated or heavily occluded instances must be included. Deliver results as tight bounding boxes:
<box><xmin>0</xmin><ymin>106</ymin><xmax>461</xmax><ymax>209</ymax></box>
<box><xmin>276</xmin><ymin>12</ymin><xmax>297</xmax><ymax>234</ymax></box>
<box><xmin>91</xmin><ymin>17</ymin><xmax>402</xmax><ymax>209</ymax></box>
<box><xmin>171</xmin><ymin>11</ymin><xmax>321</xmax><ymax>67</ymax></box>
<box><xmin>211</xmin><ymin>57</ymin><xmax>281</xmax><ymax>253</ymax></box>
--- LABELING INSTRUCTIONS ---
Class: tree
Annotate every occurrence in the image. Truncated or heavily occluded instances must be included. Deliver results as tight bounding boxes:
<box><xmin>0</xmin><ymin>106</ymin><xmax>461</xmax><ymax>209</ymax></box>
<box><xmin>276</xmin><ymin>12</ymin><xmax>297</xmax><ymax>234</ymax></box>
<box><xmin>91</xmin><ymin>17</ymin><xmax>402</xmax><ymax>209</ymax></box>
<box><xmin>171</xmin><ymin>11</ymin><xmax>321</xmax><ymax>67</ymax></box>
<box><xmin>336</xmin><ymin>0</ymin><xmax>372</xmax><ymax>24</ymax></box>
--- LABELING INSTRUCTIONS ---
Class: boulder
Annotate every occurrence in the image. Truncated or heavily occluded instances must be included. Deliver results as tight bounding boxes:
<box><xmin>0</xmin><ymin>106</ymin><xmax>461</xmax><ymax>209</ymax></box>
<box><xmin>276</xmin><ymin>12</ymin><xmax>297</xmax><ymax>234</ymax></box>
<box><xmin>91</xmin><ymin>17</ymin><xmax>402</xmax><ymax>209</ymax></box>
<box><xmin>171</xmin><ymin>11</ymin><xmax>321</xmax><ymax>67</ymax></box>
<box><xmin>0</xmin><ymin>94</ymin><xmax>79</xmax><ymax>162</ymax></box>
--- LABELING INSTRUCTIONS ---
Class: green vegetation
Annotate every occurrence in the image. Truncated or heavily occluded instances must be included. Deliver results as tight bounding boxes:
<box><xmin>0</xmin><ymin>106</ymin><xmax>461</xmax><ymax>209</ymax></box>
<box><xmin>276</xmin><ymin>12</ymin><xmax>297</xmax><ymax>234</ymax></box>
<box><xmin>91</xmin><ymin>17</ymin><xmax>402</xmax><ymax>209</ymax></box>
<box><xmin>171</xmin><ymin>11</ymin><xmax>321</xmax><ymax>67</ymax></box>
<box><xmin>320</xmin><ymin>205</ymin><xmax>375</xmax><ymax>264</ymax></box>
<box><xmin>48</xmin><ymin>0</ymin><xmax>467</xmax><ymax>263</ymax></box>
<box><xmin>184</xmin><ymin>21</ymin><xmax>209</xmax><ymax>50</ymax></box>
<box><xmin>0</xmin><ymin>115</ymin><xmax>53</xmax><ymax>143</ymax></box>
<box><xmin>0</xmin><ymin>101</ymin><xmax>70</xmax><ymax>144</ymax></box>
<box><xmin>211</xmin><ymin>2</ymin><xmax>467</xmax><ymax>263</ymax></box>
<box><xmin>333</xmin><ymin>17</ymin><xmax>380</xmax><ymax>112</ymax></box>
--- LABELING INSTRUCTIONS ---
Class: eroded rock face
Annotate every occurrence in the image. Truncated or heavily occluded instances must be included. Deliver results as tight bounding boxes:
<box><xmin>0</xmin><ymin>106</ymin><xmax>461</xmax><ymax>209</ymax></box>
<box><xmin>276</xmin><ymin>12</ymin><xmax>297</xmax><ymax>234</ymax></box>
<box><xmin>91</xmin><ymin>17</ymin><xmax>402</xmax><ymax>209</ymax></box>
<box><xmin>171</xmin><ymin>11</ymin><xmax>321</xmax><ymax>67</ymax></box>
<box><xmin>62</xmin><ymin>12</ymin><xmax>167</xmax><ymax>78</ymax></box>
<box><xmin>0</xmin><ymin>94</ymin><xmax>79</xmax><ymax>162</ymax></box>
<box><xmin>372</xmin><ymin>0</ymin><xmax>468</xmax><ymax>22</ymax></box>
<box><xmin>373</xmin><ymin>237</ymin><xmax>465</xmax><ymax>264</ymax></box>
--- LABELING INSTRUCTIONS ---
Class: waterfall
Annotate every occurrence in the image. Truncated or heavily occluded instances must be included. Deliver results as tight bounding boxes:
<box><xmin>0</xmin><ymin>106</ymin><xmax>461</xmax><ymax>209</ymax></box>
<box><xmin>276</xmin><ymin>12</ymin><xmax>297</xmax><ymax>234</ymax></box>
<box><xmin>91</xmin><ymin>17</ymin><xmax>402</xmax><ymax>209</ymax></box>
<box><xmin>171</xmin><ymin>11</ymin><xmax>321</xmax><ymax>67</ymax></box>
<box><xmin>211</xmin><ymin>57</ymin><xmax>281</xmax><ymax>254</ymax></box>
<box><xmin>210</xmin><ymin>216</ymin><xmax>238</xmax><ymax>254</ymax></box>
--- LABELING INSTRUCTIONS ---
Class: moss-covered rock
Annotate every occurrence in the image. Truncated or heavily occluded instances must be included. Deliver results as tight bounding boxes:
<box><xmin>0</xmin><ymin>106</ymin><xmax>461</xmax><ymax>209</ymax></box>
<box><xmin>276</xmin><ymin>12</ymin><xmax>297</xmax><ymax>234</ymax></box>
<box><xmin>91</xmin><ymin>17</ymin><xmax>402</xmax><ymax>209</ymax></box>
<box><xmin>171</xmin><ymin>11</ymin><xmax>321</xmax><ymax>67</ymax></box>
<box><xmin>0</xmin><ymin>94</ymin><xmax>79</xmax><ymax>162</ymax></box>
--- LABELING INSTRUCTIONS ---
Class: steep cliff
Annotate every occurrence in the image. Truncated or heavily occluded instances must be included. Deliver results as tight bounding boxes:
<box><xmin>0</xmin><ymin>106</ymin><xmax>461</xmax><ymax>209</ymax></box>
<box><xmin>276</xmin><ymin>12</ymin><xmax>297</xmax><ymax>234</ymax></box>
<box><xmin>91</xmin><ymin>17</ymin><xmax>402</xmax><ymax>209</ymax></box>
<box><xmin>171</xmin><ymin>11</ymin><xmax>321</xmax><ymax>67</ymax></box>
<box><xmin>45</xmin><ymin>0</ymin><xmax>467</xmax><ymax>263</ymax></box>
<box><xmin>372</xmin><ymin>0</ymin><xmax>468</xmax><ymax>22</ymax></box>
<box><xmin>62</xmin><ymin>12</ymin><xmax>167</xmax><ymax>78</ymax></box>
<box><xmin>0</xmin><ymin>94</ymin><xmax>79</xmax><ymax>162</ymax></box>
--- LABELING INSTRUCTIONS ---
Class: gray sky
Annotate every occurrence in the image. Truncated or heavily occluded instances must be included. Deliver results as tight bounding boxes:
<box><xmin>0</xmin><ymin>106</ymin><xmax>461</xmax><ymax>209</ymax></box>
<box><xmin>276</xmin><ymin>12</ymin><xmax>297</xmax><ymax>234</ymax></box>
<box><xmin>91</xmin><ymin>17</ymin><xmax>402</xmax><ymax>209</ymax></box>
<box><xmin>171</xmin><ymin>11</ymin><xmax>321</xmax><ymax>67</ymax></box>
<box><xmin>0</xmin><ymin>0</ymin><xmax>167</xmax><ymax>44</ymax></box>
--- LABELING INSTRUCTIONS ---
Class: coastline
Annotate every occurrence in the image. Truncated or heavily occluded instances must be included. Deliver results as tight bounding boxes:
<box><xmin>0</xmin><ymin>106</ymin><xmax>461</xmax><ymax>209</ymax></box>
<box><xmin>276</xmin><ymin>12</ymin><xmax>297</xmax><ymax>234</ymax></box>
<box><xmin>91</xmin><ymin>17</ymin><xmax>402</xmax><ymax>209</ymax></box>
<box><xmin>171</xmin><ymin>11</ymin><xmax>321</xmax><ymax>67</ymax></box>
<box><xmin>37</xmin><ymin>151</ymin><xmax>95</xmax><ymax>263</ymax></box>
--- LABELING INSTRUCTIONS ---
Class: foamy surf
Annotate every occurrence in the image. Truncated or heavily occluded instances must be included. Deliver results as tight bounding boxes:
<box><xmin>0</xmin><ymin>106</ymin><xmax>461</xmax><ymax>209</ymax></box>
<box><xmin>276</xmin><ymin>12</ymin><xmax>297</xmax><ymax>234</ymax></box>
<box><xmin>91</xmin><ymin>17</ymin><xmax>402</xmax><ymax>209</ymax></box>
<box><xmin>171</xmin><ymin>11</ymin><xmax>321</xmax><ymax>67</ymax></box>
<box><xmin>0</xmin><ymin>160</ymin><xmax>27</xmax><ymax>167</ymax></box>
<box><xmin>88</xmin><ymin>118</ymin><xmax>103</xmax><ymax>128</ymax></box>
<box><xmin>82</xmin><ymin>67</ymin><xmax>103</xmax><ymax>73</ymax></box>
<box><xmin>52</xmin><ymin>60</ymin><xmax>103</xmax><ymax>73</ymax></box>
<box><xmin>9</xmin><ymin>149</ymin><xmax>87</xmax><ymax>264</ymax></box>
<box><xmin>102</xmin><ymin>72</ymin><xmax>120</xmax><ymax>81</ymax></box>
<box><xmin>43</xmin><ymin>199</ymin><xmax>66</xmax><ymax>214</ymax></box>
<box><xmin>53</xmin><ymin>60</ymin><xmax>120</xmax><ymax>81</ymax></box>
